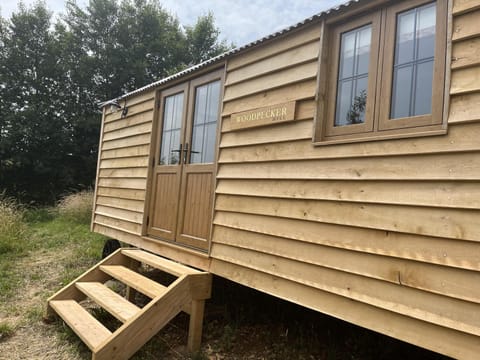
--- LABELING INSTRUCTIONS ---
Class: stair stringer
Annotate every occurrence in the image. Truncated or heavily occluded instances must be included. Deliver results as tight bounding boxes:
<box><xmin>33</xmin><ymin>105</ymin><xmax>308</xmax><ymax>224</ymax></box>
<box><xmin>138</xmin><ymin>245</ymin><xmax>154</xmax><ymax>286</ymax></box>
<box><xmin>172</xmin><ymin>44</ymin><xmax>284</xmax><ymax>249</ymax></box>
<box><xmin>46</xmin><ymin>249</ymin><xmax>136</xmax><ymax>316</ymax></box>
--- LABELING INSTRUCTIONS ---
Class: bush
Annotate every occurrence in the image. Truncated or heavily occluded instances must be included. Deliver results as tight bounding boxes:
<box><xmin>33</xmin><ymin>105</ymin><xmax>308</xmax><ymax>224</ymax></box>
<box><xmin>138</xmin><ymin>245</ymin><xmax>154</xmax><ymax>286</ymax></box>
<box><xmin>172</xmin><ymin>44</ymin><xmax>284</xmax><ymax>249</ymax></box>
<box><xmin>0</xmin><ymin>194</ymin><xmax>26</xmax><ymax>255</ymax></box>
<box><xmin>57</xmin><ymin>190</ymin><xmax>94</xmax><ymax>224</ymax></box>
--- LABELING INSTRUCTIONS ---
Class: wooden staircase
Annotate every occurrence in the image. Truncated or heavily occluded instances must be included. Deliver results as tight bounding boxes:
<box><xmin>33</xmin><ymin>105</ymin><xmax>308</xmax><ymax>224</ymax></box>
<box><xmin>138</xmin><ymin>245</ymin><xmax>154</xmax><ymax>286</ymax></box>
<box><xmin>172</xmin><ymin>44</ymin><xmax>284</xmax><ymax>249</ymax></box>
<box><xmin>47</xmin><ymin>248</ymin><xmax>211</xmax><ymax>360</ymax></box>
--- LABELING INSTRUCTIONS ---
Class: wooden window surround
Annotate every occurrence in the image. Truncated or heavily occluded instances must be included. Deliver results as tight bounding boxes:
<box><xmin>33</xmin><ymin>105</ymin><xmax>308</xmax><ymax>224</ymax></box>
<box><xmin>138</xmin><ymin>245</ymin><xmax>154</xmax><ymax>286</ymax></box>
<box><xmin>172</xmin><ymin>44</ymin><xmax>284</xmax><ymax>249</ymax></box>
<box><xmin>314</xmin><ymin>0</ymin><xmax>448</xmax><ymax>144</ymax></box>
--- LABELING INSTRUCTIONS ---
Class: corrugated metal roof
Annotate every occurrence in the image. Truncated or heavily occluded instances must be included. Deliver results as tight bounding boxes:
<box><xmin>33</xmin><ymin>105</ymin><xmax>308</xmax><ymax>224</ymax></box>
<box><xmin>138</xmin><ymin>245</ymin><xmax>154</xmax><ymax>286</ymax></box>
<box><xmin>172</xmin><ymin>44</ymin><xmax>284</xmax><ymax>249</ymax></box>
<box><xmin>100</xmin><ymin>0</ymin><xmax>362</xmax><ymax>107</ymax></box>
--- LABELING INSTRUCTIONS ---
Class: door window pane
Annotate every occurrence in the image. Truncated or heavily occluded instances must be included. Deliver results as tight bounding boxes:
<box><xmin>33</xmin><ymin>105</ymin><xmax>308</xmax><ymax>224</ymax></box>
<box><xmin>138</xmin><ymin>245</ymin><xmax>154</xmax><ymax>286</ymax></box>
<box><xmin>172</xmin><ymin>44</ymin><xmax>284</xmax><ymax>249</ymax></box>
<box><xmin>334</xmin><ymin>24</ymin><xmax>371</xmax><ymax>127</ymax></box>
<box><xmin>390</xmin><ymin>2</ymin><xmax>436</xmax><ymax>119</ymax></box>
<box><xmin>159</xmin><ymin>92</ymin><xmax>183</xmax><ymax>165</ymax></box>
<box><xmin>190</xmin><ymin>80</ymin><xmax>221</xmax><ymax>164</ymax></box>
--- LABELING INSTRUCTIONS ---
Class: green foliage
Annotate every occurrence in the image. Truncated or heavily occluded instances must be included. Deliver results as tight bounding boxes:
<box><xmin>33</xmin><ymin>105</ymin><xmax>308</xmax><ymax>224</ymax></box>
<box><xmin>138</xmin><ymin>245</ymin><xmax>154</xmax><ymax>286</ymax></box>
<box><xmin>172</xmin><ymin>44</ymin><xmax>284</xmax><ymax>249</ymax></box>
<box><xmin>0</xmin><ymin>322</ymin><xmax>15</xmax><ymax>341</ymax></box>
<box><xmin>0</xmin><ymin>0</ymin><xmax>232</xmax><ymax>205</ymax></box>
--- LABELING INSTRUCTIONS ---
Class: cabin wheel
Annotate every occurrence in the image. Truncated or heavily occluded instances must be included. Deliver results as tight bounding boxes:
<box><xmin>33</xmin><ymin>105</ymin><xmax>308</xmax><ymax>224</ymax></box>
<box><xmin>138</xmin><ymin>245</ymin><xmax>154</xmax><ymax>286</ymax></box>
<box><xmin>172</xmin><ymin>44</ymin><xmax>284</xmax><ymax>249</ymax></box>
<box><xmin>101</xmin><ymin>238</ymin><xmax>121</xmax><ymax>259</ymax></box>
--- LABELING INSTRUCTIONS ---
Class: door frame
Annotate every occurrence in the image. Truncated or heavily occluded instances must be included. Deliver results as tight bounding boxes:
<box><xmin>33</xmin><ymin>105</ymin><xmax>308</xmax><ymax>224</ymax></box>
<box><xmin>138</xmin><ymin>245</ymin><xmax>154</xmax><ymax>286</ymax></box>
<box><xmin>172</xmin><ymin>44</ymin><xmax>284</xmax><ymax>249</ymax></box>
<box><xmin>143</xmin><ymin>66</ymin><xmax>225</xmax><ymax>254</ymax></box>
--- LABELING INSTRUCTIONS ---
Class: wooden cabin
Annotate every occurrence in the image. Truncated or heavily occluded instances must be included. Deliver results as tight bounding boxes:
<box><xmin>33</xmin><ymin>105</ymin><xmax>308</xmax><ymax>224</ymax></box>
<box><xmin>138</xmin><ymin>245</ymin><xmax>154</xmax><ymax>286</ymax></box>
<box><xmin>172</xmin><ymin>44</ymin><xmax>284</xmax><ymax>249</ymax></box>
<box><xmin>48</xmin><ymin>0</ymin><xmax>480</xmax><ymax>359</ymax></box>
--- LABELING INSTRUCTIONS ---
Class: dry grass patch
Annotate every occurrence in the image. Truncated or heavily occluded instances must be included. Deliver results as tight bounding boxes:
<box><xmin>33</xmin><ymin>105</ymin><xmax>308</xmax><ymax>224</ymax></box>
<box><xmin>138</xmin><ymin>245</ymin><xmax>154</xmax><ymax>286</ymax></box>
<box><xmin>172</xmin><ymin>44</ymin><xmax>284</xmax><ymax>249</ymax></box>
<box><xmin>57</xmin><ymin>190</ymin><xmax>93</xmax><ymax>224</ymax></box>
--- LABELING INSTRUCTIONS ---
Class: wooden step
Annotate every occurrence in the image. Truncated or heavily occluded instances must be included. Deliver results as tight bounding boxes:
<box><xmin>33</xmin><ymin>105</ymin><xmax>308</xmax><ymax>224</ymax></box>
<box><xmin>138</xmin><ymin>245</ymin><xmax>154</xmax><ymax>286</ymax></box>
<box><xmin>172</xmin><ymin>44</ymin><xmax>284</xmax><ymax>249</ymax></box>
<box><xmin>122</xmin><ymin>249</ymin><xmax>200</xmax><ymax>277</ymax></box>
<box><xmin>100</xmin><ymin>265</ymin><xmax>167</xmax><ymax>299</ymax></box>
<box><xmin>76</xmin><ymin>282</ymin><xmax>140</xmax><ymax>323</ymax></box>
<box><xmin>49</xmin><ymin>300</ymin><xmax>112</xmax><ymax>350</ymax></box>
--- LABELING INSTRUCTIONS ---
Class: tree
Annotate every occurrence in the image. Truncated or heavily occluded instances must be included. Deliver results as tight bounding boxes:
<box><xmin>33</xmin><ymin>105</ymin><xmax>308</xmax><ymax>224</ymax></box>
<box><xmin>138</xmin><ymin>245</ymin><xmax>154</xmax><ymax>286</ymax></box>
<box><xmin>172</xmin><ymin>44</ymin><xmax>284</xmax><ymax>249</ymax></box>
<box><xmin>185</xmin><ymin>12</ymin><xmax>232</xmax><ymax>65</ymax></box>
<box><xmin>0</xmin><ymin>0</ymin><xmax>232</xmax><ymax>204</ymax></box>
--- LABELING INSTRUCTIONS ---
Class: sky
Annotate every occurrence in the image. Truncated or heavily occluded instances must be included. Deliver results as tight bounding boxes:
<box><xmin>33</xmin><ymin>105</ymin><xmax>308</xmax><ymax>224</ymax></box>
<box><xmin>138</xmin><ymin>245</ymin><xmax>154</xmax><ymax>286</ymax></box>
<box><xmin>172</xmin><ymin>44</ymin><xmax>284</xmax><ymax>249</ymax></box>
<box><xmin>0</xmin><ymin>0</ymin><xmax>345</xmax><ymax>46</ymax></box>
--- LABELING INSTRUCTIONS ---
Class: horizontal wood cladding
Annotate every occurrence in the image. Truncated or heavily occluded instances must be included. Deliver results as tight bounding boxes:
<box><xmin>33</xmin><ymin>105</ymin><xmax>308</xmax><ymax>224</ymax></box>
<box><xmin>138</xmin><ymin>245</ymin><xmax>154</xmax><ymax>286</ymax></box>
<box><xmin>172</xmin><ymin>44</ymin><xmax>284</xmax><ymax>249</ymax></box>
<box><xmin>93</xmin><ymin>92</ymin><xmax>155</xmax><ymax>237</ymax></box>
<box><xmin>213</xmin><ymin>212</ymin><xmax>480</xmax><ymax>272</ymax></box>
<box><xmin>450</xmin><ymin>65</ymin><xmax>480</xmax><ymax>94</ymax></box>
<box><xmin>209</xmin><ymin>260</ymin><xmax>480</xmax><ymax>359</ymax></box>
<box><xmin>223</xmin><ymin>60</ymin><xmax>318</xmax><ymax>102</ymax></box>
<box><xmin>217</xmin><ymin>152</ymin><xmax>480</xmax><ymax>180</ymax></box>
<box><xmin>215</xmin><ymin>194</ymin><xmax>480</xmax><ymax>242</ymax></box>
<box><xmin>453</xmin><ymin>0</ymin><xmax>480</xmax><ymax>15</ymax></box>
<box><xmin>216</xmin><ymin>179</ymin><xmax>480</xmax><ymax>209</ymax></box>
<box><xmin>449</xmin><ymin>92</ymin><xmax>480</xmax><ymax>123</ymax></box>
<box><xmin>212</xmin><ymin>242</ymin><xmax>480</xmax><ymax>336</ymax></box>
<box><xmin>220</xmin><ymin>122</ymin><xmax>480</xmax><ymax>161</ymax></box>
<box><xmin>212</xmin><ymin>225</ymin><xmax>480</xmax><ymax>304</ymax></box>
<box><xmin>227</xmin><ymin>23</ymin><xmax>320</xmax><ymax>71</ymax></box>
<box><xmin>452</xmin><ymin>8</ymin><xmax>480</xmax><ymax>41</ymax></box>
<box><xmin>222</xmin><ymin>79</ymin><xmax>316</xmax><ymax>116</ymax></box>
<box><xmin>451</xmin><ymin>37</ymin><xmax>480</xmax><ymax>69</ymax></box>
<box><xmin>225</xmin><ymin>40</ymin><xmax>319</xmax><ymax>86</ymax></box>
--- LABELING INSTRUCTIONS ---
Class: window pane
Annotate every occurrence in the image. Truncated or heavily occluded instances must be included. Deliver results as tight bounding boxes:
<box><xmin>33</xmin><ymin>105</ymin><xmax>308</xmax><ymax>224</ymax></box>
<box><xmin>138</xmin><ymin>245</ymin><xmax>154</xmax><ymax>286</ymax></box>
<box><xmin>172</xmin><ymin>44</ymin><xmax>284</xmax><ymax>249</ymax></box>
<box><xmin>417</xmin><ymin>3</ymin><xmax>436</xmax><ymax>60</ymax></box>
<box><xmin>335</xmin><ymin>80</ymin><xmax>353</xmax><ymax>126</ymax></box>
<box><xmin>391</xmin><ymin>65</ymin><xmax>413</xmax><ymax>119</ymax></box>
<box><xmin>414</xmin><ymin>60</ymin><xmax>434</xmax><ymax>115</ymax></box>
<box><xmin>335</xmin><ymin>24</ymin><xmax>371</xmax><ymax>127</ymax></box>
<box><xmin>396</xmin><ymin>10</ymin><xmax>415</xmax><ymax>65</ymax></box>
<box><xmin>390</xmin><ymin>3</ymin><xmax>436</xmax><ymax>119</ymax></box>
<box><xmin>190</xmin><ymin>80</ymin><xmax>221</xmax><ymax>163</ymax></box>
<box><xmin>160</xmin><ymin>93</ymin><xmax>183</xmax><ymax>165</ymax></box>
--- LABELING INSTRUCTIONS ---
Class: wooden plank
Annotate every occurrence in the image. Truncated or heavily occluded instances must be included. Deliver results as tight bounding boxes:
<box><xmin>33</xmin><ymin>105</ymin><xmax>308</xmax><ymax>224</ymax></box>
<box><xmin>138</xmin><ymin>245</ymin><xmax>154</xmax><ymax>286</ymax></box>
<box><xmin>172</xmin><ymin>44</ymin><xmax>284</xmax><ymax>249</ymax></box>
<box><xmin>92</xmin><ymin>107</ymin><xmax>107</xmax><ymax>232</ymax></box>
<box><xmin>222</xmin><ymin>100</ymin><xmax>315</xmax><ymax>133</ymax></box>
<box><xmin>104</xmin><ymin>98</ymin><xmax>155</xmax><ymax>123</ymax></box>
<box><xmin>122</xmin><ymin>249</ymin><xmax>200</xmax><ymax>276</ymax></box>
<box><xmin>101</xmin><ymin>144</ymin><xmax>150</xmax><ymax>160</ymax></box>
<box><xmin>95</xmin><ymin>205</ymin><xmax>143</xmax><ymax>224</ymax></box>
<box><xmin>99</xmin><ymin>265</ymin><xmax>166</xmax><ymax>299</ymax></box>
<box><xmin>213</xmin><ymin>212</ymin><xmax>480</xmax><ymax>271</ymax></box>
<box><xmin>452</xmin><ymin>9</ymin><xmax>480</xmax><ymax>41</ymax></box>
<box><xmin>103</xmin><ymin>122</ymin><xmax>152</xmax><ymax>142</ymax></box>
<box><xmin>93</xmin><ymin>276</ymin><xmax>190</xmax><ymax>360</ymax></box>
<box><xmin>215</xmin><ymin>194</ymin><xmax>480</xmax><ymax>241</ymax></box>
<box><xmin>222</xmin><ymin>79</ymin><xmax>316</xmax><ymax>116</ymax></box>
<box><xmin>99</xmin><ymin>168</ymin><xmax>148</xmax><ymax>179</ymax></box>
<box><xmin>100</xmin><ymin>156</ymin><xmax>149</xmax><ymax>169</ymax></box>
<box><xmin>212</xmin><ymin>243</ymin><xmax>480</xmax><ymax>336</ymax></box>
<box><xmin>227</xmin><ymin>23</ymin><xmax>320</xmax><ymax>70</ymax></box>
<box><xmin>97</xmin><ymin>178</ymin><xmax>147</xmax><ymax>190</ymax></box>
<box><xmin>219</xmin><ymin>122</ymin><xmax>480</xmax><ymax>161</ymax></box>
<box><xmin>209</xmin><ymin>260</ymin><xmax>480</xmax><ymax>360</ymax></box>
<box><xmin>96</xmin><ymin>188</ymin><xmax>146</xmax><ymax>201</ymax></box>
<box><xmin>220</xmin><ymin>119</ymin><xmax>312</xmax><ymax>148</ymax></box>
<box><xmin>226</xmin><ymin>41</ymin><xmax>319</xmax><ymax>85</ymax></box>
<box><xmin>102</xmin><ymin>133</ymin><xmax>151</xmax><ymax>151</ymax></box>
<box><xmin>224</xmin><ymin>61</ymin><xmax>317</xmax><ymax>102</ymax></box>
<box><xmin>452</xmin><ymin>37</ymin><xmax>480</xmax><ymax>69</ymax></box>
<box><xmin>93</xmin><ymin>225</ymin><xmax>211</xmax><ymax>271</ymax></box>
<box><xmin>450</xmin><ymin>66</ymin><xmax>480</xmax><ymax>94</ymax></box>
<box><xmin>94</xmin><ymin>214</ymin><xmax>143</xmax><ymax>234</ymax></box>
<box><xmin>96</xmin><ymin>196</ymin><xmax>144</xmax><ymax>212</ymax></box>
<box><xmin>212</xmin><ymin>226</ymin><xmax>480</xmax><ymax>304</ymax></box>
<box><xmin>103</xmin><ymin>112</ymin><xmax>152</xmax><ymax>133</ymax></box>
<box><xmin>217</xmin><ymin>152</ymin><xmax>480</xmax><ymax>180</ymax></box>
<box><xmin>76</xmin><ymin>282</ymin><xmax>140</xmax><ymax>323</ymax></box>
<box><xmin>453</xmin><ymin>0</ymin><xmax>480</xmax><ymax>15</ymax></box>
<box><xmin>49</xmin><ymin>300</ymin><xmax>112</xmax><ymax>350</ymax></box>
<box><xmin>449</xmin><ymin>93</ymin><xmax>480</xmax><ymax>123</ymax></box>
<box><xmin>215</xmin><ymin>179</ymin><xmax>480</xmax><ymax>209</ymax></box>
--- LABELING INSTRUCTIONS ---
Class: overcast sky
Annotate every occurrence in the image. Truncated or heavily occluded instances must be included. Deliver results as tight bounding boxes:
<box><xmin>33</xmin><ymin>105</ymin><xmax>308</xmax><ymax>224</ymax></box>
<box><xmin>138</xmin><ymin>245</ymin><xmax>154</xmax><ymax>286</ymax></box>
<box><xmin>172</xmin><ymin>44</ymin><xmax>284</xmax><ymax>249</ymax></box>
<box><xmin>1</xmin><ymin>0</ymin><xmax>345</xmax><ymax>46</ymax></box>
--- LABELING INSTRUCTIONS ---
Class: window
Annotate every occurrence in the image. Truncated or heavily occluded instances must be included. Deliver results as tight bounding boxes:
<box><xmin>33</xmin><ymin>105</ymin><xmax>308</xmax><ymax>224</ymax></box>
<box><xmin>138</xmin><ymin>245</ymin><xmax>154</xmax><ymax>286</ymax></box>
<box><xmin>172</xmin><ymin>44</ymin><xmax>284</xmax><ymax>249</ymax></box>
<box><xmin>316</xmin><ymin>0</ymin><xmax>447</xmax><ymax>143</ymax></box>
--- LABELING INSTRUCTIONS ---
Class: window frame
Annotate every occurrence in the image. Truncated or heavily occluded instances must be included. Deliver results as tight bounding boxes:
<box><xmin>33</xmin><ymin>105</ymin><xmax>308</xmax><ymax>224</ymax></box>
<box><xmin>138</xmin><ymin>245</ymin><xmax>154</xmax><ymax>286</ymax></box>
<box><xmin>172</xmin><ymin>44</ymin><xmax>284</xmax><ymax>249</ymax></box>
<box><xmin>314</xmin><ymin>0</ymin><xmax>449</xmax><ymax>145</ymax></box>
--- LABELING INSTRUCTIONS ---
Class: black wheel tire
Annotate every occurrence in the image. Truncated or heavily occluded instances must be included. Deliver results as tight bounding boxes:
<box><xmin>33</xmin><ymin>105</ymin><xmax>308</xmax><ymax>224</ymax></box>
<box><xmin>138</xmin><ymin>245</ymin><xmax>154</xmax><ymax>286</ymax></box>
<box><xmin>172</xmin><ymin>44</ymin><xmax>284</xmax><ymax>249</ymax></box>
<box><xmin>102</xmin><ymin>239</ymin><xmax>121</xmax><ymax>259</ymax></box>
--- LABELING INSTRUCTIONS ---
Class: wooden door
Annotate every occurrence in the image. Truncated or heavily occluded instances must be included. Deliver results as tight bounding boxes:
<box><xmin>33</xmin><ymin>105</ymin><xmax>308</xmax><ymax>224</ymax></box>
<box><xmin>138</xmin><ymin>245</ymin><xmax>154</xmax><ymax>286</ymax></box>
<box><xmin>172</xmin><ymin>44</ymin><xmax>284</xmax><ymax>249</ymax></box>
<box><xmin>148</xmin><ymin>70</ymin><xmax>223</xmax><ymax>251</ymax></box>
<box><xmin>148</xmin><ymin>83</ymin><xmax>188</xmax><ymax>240</ymax></box>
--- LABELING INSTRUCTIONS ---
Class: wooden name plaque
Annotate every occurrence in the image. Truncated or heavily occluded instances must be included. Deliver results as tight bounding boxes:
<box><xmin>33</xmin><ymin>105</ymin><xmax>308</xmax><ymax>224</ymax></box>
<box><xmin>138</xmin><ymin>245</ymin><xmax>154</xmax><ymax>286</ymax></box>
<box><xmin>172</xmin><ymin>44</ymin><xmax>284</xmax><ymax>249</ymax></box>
<box><xmin>230</xmin><ymin>101</ymin><xmax>296</xmax><ymax>130</ymax></box>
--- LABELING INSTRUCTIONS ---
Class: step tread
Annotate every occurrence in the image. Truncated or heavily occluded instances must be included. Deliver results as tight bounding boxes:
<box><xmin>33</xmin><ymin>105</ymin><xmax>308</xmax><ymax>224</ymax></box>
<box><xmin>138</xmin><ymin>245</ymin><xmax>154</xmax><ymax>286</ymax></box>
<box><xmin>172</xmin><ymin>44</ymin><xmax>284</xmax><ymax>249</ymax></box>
<box><xmin>49</xmin><ymin>300</ymin><xmax>111</xmax><ymax>350</ymax></box>
<box><xmin>100</xmin><ymin>265</ymin><xmax>167</xmax><ymax>299</ymax></box>
<box><xmin>122</xmin><ymin>249</ymin><xmax>200</xmax><ymax>276</ymax></box>
<box><xmin>76</xmin><ymin>282</ymin><xmax>140</xmax><ymax>322</ymax></box>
